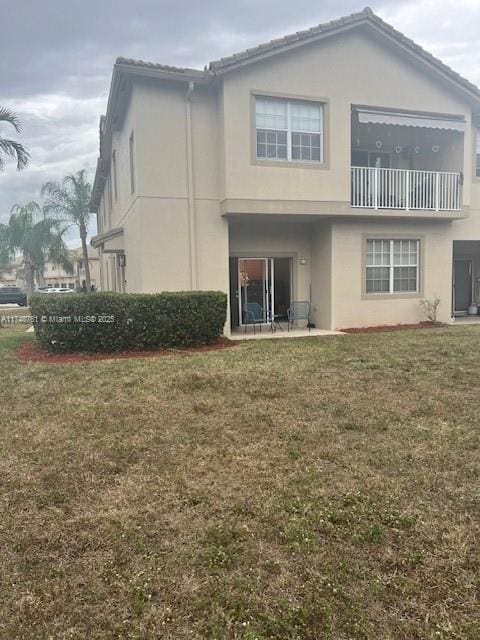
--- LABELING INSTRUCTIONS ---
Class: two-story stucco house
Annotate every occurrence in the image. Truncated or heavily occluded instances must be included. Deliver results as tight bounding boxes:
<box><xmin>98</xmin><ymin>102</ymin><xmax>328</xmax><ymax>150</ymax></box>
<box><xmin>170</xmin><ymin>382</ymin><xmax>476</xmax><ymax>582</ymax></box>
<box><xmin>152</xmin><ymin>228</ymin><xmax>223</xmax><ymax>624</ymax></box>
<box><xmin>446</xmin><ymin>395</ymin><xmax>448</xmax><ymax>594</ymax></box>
<box><xmin>90</xmin><ymin>7</ymin><xmax>480</xmax><ymax>332</ymax></box>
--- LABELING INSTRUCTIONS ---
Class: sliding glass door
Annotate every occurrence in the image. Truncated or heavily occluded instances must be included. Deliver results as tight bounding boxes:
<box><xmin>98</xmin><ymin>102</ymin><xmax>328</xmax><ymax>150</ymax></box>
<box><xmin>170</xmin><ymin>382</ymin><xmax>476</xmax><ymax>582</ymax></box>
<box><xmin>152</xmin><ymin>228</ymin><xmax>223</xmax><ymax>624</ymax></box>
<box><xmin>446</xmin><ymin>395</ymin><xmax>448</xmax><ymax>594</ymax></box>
<box><xmin>238</xmin><ymin>258</ymin><xmax>271</xmax><ymax>325</ymax></box>
<box><xmin>237</xmin><ymin>257</ymin><xmax>291</xmax><ymax>326</ymax></box>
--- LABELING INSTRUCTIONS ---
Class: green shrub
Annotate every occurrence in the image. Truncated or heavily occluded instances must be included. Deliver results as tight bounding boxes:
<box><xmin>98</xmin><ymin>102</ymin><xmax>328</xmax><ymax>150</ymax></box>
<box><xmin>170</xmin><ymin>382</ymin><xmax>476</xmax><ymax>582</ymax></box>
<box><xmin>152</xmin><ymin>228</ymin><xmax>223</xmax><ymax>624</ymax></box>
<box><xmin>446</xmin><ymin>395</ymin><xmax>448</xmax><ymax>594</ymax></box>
<box><xmin>29</xmin><ymin>291</ymin><xmax>227</xmax><ymax>353</ymax></box>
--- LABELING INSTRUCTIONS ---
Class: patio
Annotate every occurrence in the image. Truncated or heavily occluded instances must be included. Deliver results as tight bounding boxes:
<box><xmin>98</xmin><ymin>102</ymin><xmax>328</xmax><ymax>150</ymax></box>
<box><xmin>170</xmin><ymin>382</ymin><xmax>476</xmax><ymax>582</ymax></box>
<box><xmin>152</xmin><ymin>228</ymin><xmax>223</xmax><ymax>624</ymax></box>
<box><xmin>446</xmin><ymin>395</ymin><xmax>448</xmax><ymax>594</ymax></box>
<box><xmin>453</xmin><ymin>315</ymin><xmax>480</xmax><ymax>325</ymax></box>
<box><xmin>230</xmin><ymin>326</ymin><xmax>344</xmax><ymax>340</ymax></box>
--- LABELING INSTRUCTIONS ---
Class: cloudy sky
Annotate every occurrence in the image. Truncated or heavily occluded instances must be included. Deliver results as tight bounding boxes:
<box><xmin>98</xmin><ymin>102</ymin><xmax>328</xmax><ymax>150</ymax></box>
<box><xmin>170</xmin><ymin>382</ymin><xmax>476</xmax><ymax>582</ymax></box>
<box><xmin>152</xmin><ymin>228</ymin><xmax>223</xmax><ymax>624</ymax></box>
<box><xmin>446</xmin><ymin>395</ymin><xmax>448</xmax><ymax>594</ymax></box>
<box><xmin>1</xmin><ymin>0</ymin><xmax>480</xmax><ymax>235</ymax></box>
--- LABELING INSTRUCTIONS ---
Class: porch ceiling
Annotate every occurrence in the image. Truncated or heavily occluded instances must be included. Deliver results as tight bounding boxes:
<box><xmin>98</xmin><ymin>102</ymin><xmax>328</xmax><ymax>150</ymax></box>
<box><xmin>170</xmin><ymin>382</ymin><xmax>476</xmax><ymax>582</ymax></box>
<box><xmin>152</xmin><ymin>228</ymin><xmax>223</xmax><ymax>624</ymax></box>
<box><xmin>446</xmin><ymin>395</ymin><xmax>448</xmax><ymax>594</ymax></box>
<box><xmin>354</xmin><ymin>107</ymin><xmax>466</xmax><ymax>131</ymax></box>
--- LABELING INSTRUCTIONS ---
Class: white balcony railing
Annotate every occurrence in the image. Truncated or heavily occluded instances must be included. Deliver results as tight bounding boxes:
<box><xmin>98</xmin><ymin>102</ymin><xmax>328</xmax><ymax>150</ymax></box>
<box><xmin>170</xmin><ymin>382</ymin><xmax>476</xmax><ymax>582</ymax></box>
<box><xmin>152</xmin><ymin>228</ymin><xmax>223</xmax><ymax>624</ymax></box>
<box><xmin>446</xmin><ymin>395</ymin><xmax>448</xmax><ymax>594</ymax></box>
<box><xmin>351</xmin><ymin>166</ymin><xmax>461</xmax><ymax>211</ymax></box>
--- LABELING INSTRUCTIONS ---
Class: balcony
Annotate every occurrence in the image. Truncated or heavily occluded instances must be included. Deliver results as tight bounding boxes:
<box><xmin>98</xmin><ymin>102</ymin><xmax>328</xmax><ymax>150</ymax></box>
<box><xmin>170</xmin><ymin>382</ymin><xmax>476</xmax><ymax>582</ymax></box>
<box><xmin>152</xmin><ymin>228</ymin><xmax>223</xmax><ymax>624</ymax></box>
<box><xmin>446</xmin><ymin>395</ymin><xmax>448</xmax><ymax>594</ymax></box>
<box><xmin>351</xmin><ymin>166</ymin><xmax>461</xmax><ymax>212</ymax></box>
<box><xmin>350</xmin><ymin>105</ymin><xmax>466</xmax><ymax>214</ymax></box>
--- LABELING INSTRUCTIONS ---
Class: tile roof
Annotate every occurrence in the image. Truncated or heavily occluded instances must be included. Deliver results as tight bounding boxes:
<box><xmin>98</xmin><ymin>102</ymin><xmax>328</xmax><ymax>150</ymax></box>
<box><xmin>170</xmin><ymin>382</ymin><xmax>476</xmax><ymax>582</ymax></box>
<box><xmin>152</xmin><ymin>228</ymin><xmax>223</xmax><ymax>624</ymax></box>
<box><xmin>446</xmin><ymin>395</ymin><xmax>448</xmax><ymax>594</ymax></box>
<box><xmin>115</xmin><ymin>7</ymin><xmax>480</xmax><ymax>100</ymax></box>
<box><xmin>115</xmin><ymin>57</ymin><xmax>206</xmax><ymax>78</ymax></box>
<box><xmin>207</xmin><ymin>7</ymin><xmax>480</xmax><ymax>98</ymax></box>
<box><xmin>208</xmin><ymin>8</ymin><xmax>372</xmax><ymax>70</ymax></box>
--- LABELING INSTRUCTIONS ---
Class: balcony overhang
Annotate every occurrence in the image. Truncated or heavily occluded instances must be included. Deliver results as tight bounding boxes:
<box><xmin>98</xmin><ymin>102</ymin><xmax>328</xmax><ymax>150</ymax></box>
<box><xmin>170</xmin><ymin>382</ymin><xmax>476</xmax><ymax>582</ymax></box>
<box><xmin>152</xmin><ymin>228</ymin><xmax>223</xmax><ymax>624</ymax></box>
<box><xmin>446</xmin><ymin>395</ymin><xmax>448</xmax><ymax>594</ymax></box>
<box><xmin>354</xmin><ymin>106</ymin><xmax>466</xmax><ymax>132</ymax></box>
<box><xmin>221</xmin><ymin>198</ymin><xmax>468</xmax><ymax>220</ymax></box>
<box><xmin>91</xmin><ymin>227</ymin><xmax>124</xmax><ymax>253</ymax></box>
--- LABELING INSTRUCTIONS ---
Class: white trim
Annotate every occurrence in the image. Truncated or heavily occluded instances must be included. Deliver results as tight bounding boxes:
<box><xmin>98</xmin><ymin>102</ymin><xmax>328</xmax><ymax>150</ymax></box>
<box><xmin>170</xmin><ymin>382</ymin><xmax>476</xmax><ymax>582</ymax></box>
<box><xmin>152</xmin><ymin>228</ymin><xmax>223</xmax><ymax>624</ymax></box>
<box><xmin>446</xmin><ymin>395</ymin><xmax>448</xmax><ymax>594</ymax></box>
<box><xmin>351</xmin><ymin>167</ymin><xmax>461</xmax><ymax>211</ymax></box>
<box><xmin>255</xmin><ymin>96</ymin><xmax>324</xmax><ymax>163</ymax></box>
<box><xmin>366</xmin><ymin>239</ymin><xmax>419</xmax><ymax>295</ymax></box>
<box><xmin>238</xmin><ymin>257</ymin><xmax>292</xmax><ymax>326</ymax></box>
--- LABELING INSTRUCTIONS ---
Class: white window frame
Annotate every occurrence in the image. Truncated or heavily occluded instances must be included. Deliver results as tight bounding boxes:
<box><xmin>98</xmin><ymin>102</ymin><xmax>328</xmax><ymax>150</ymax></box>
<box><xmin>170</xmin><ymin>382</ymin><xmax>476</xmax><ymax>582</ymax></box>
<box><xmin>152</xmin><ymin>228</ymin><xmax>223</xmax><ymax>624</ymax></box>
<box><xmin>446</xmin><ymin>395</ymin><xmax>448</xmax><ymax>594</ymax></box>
<box><xmin>255</xmin><ymin>97</ymin><xmax>324</xmax><ymax>164</ymax></box>
<box><xmin>366</xmin><ymin>239</ymin><xmax>419</xmax><ymax>295</ymax></box>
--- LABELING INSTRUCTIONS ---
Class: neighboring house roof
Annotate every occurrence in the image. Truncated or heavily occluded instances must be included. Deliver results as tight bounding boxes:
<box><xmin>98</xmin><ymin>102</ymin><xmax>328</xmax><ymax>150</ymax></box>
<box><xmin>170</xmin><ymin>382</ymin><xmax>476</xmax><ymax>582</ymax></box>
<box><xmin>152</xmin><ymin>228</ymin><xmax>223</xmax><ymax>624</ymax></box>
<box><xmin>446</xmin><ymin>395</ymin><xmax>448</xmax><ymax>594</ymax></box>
<box><xmin>0</xmin><ymin>255</ymin><xmax>23</xmax><ymax>276</ymax></box>
<box><xmin>70</xmin><ymin>246</ymin><xmax>100</xmax><ymax>261</ymax></box>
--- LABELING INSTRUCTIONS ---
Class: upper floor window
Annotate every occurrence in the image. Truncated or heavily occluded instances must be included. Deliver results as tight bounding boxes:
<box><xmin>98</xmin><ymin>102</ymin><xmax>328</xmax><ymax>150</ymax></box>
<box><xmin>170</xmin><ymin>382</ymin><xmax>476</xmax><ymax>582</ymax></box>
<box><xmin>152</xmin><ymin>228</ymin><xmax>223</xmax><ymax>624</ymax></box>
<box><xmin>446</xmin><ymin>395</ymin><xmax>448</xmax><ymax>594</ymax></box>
<box><xmin>476</xmin><ymin>130</ymin><xmax>480</xmax><ymax>178</ymax></box>
<box><xmin>129</xmin><ymin>132</ymin><xmax>136</xmax><ymax>194</ymax></box>
<box><xmin>255</xmin><ymin>97</ymin><xmax>324</xmax><ymax>163</ymax></box>
<box><xmin>112</xmin><ymin>150</ymin><xmax>118</xmax><ymax>201</ymax></box>
<box><xmin>107</xmin><ymin>175</ymin><xmax>113</xmax><ymax>215</ymax></box>
<box><xmin>98</xmin><ymin>200</ymin><xmax>104</xmax><ymax>233</ymax></box>
<box><xmin>366</xmin><ymin>239</ymin><xmax>419</xmax><ymax>294</ymax></box>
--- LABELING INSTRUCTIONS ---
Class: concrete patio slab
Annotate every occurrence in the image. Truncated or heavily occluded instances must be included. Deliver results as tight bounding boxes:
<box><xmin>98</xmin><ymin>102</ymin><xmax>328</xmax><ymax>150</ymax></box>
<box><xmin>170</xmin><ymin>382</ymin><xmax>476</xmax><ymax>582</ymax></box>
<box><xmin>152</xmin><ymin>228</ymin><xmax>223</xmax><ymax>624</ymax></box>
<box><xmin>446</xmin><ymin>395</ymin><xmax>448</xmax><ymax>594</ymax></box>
<box><xmin>230</xmin><ymin>327</ymin><xmax>345</xmax><ymax>340</ymax></box>
<box><xmin>452</xmin><ymin>316</ymin><xmax>480</xmax><ymax>325</ymax></box>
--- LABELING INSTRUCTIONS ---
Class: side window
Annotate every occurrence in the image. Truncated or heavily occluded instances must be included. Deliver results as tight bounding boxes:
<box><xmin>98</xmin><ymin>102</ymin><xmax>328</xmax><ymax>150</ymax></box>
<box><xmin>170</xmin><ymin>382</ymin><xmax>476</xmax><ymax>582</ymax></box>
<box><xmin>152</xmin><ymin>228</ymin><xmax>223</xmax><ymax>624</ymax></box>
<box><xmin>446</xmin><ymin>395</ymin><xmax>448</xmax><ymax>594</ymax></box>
<box><xmin>112</xmin><ymin>150</ymin><xmax>118</xmax><ymax>201</ymax></box>
<box><xmin>476</xmin><ymin>130</ymin><xmax>480</xmax><ymax>178</ymax></box>
<box><xmin>129</xmin><ymin>132</ymin><xmax>136</xmax><ymax>194</ymax></box>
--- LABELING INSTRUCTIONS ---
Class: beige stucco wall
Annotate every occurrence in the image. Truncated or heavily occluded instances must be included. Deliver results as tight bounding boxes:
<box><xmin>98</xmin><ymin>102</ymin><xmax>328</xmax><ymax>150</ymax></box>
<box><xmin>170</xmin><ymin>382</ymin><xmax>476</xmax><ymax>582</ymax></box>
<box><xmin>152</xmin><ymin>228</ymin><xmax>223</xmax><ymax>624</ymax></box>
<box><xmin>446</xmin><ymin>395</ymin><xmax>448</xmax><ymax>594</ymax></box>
<box><xmin>229</xmin><ymin>217</ymin><xmax>313</xmax><ymax>305</ymax></box>
<box><xmin>95</xmin><ymin>81</ymin><xmax>228</xmax><ymax>293</ymax></box>
<box><xmin>109</xmin><ymin>90</ymin><xmax>138</xmax><ymax>231</ymax></box>
<box><xmin>221</xmin><ymin>28</ymin><xmax>474</xmax><ymax>207</ymax></box>
<box><xmin>330</xmin><ymin>219</ymin><xmax>454</xmax><ymax>329</ymax></box>
<box><xmin>103</xmin><ymin>81</ymin><xmax>230</xmax><ymax>298</ymax></box>
<box><xmin>227</xmin><ymin>217</ymin><xmax>461</xmax><ymax>330</ymax></box>
<box><xmin>310</xmin><ymin>223</ymin><xmax>332</xmax><ymax>329</ymax></box>
<box><xmin>94</xmin><ymin>23</ymin><xmax>480</xmax><ymax>331</ymax></box>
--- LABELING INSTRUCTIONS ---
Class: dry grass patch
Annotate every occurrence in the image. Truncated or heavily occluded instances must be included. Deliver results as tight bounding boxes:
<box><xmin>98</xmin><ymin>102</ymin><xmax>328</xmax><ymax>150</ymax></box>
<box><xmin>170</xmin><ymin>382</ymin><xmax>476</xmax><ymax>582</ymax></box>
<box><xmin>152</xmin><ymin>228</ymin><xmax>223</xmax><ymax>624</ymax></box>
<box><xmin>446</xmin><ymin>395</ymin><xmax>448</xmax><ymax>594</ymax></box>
<box><xmin>0</xmin><ymin>326</ymin><xmax>479</xmax><ymax>639</ymax></box>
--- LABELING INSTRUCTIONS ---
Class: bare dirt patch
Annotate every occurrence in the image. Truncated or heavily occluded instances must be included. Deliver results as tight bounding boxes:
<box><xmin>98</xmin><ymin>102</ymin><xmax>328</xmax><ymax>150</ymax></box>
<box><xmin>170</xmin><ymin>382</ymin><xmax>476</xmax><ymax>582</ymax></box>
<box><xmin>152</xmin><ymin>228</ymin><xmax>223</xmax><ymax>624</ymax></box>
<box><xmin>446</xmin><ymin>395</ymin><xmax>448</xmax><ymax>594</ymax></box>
<box><xmin>342</xmin><ymin>321</ymin><xmax>437</xmax><ymax>333</ymax></box>
<box><xmin>15</xmin><ymin>337</ymin><xmax>236</xmax><ymax>364</ymax></box>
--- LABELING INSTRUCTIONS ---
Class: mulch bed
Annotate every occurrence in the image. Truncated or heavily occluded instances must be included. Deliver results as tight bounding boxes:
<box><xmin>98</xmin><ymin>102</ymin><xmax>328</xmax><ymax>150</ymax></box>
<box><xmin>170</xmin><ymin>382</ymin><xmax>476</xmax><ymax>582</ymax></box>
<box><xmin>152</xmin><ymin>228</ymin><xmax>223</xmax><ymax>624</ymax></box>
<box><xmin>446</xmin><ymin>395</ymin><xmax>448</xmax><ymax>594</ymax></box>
<box><xmin>342</xmin><ymin>321</ymin><xmax>438</xmax><ymax>334</ymax></box>
<box><xmin>15</xmin><ymin>337</ymin><xmax>236</xmax><ymax>364</ymax></box>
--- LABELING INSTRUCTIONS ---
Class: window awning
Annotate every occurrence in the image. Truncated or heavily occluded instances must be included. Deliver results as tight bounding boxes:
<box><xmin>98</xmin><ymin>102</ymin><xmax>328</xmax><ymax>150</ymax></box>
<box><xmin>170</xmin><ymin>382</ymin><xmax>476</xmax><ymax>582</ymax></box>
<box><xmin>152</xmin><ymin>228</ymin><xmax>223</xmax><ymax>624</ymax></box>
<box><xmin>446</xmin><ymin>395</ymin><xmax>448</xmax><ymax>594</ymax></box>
<box><xmin>356</xmin><ymin>108</ymin><xmax>466</xmax><ymax>132</ymax></box>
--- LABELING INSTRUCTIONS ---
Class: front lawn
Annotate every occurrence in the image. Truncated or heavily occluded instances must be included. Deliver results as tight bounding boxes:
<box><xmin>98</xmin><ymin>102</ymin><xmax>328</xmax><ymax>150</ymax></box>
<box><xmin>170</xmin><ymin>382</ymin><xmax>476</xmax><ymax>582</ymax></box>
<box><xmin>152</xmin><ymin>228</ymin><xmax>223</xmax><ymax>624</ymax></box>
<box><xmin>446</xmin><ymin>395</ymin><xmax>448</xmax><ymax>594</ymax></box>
<box><xmin>1</xmin><ymin>326</ymin><xmax>479</xmax><ymax>639</ymax></box>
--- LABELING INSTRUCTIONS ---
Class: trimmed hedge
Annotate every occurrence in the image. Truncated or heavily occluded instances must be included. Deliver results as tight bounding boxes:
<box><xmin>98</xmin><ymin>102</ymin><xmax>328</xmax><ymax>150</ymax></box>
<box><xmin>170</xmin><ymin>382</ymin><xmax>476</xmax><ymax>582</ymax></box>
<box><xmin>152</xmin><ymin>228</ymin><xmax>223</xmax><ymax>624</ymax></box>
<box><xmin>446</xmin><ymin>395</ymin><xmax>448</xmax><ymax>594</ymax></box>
<box><xmin>29</xmin><ymin>291</ymin><xmax>227</xmax><ymax>353</ymax></box>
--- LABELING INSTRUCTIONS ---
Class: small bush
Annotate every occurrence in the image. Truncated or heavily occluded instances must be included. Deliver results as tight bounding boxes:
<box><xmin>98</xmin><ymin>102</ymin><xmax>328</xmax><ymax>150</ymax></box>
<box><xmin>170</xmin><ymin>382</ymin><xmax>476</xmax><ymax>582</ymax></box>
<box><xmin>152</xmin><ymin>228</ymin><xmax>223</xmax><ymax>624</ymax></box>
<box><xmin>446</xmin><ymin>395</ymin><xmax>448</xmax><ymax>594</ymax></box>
<box><xmin>29</xmin><ymin>291</ymin><xmax>227</xmax><ymax>353</ymax></box>
<box><xmin>419</xmin><ymin>297</ymin><xmax>441</xmax><ymax>323</ymax></box>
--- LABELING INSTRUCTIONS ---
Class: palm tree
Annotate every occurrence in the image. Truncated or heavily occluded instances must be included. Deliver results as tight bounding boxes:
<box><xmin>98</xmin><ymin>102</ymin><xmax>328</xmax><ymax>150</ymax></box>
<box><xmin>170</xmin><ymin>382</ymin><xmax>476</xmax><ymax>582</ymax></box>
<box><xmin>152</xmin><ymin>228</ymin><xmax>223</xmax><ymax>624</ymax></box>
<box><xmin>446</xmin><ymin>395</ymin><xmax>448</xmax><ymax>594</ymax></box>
<box><xmin>0</xmin><ymin>223</ymin><xmax>9</xmax><ymax>270</ymax></box>
<box><xmin>0</xmin><ymin>107</ymin><xmax>30</xmax><ymax>170</ymax></box>
<box><xmin>0</xmin><ymin>202</ymin><xmax>72</xmax><ymax>296</ymax></box>
<box><xmin>42</xmin><ymin>170</ymin><xmax>93</xmax><ymax>289</ymax></box>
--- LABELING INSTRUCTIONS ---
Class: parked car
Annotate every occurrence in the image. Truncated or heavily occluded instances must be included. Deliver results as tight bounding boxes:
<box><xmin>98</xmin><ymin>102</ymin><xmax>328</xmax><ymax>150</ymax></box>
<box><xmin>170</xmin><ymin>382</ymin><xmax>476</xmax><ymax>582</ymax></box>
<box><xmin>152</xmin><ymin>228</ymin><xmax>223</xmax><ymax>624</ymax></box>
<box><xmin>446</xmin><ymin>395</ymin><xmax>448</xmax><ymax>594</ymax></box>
<box><xmin>43</xmin><ymin>287</ymin><xmax>75</xmax><ymax>294</ymax></box>
<box><xmin>0</xmin><ymin>286</ymin><xmax>28</xmax><ymax>306</ymax></box>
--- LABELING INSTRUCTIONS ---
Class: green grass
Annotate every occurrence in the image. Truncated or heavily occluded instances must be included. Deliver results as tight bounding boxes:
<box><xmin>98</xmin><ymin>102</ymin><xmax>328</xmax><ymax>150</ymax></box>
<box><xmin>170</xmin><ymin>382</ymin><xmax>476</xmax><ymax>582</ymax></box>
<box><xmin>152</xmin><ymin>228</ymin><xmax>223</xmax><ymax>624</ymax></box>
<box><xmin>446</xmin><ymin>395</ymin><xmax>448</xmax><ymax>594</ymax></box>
<box><xmin>0</xmin><ymin>322</ymin><xmax>30</xmax><ymax>352</ymax></box>
<box><xmin>1</xmin><ymin>325</ymin><xmax>479</xmax><ymax>639</ymax></box>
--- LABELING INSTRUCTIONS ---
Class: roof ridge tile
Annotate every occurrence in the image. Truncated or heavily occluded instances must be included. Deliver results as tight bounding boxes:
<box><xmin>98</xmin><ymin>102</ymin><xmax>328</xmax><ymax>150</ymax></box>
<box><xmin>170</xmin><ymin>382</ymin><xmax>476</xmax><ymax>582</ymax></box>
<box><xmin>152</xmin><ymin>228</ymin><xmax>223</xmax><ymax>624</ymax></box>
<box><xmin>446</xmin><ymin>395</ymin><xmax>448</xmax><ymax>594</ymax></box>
<box><xmin>114</xmin><ymin>8</ymin><xmax>479</xmax><ymax>99</ymax></box>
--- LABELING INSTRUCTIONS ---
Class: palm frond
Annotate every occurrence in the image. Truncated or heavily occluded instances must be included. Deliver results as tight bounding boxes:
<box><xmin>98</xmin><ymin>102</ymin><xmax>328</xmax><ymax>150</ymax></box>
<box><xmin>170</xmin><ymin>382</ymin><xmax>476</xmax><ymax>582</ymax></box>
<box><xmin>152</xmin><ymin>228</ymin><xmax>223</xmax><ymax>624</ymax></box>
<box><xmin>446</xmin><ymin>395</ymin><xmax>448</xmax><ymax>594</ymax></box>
<box><xmin>0</xmin><ymin>223</ymin><xmax>11</xmax><ymax>268</ymax></box>
<box><xmin>0</xmin><ymin>107</ymin><xmax>22</xmax><ymax>133</ymax></box>
<box><xmin>7</xmin><ymin>202</ymin><xmax>42</xmax><ymax>253</ymax></box>
<box><xmin>41</xmin><ymin>170</ymin><xmax>92</xmax><ymax>227</ymax></box>
<box><xmin>0</xmin><ymin>107</ymin><xmax>30</xmax><ymax>170</ymax></box>
<box><xmin>0</xmin><ymin>137</ymin><xmax>30</xmax><ymax>170</ymax></box>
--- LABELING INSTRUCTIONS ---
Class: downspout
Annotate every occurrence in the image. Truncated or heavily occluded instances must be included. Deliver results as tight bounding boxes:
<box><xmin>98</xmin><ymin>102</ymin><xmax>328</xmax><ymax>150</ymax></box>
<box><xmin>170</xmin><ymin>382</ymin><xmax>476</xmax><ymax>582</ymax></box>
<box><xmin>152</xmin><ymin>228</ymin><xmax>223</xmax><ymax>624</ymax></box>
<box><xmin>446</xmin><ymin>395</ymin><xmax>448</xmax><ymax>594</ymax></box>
<box><xmin>185</xmin><ymin>80</ymin><xmax>197</xmax><ymax>289</ymax></box>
